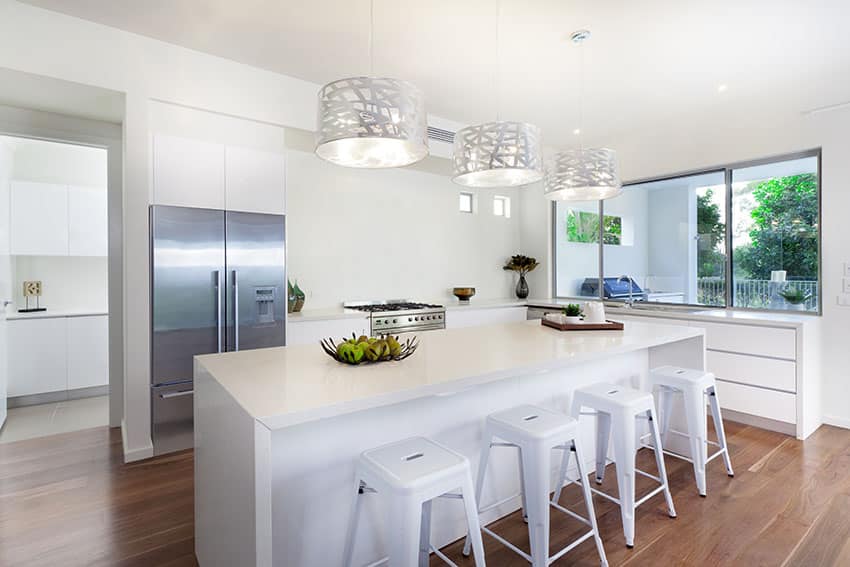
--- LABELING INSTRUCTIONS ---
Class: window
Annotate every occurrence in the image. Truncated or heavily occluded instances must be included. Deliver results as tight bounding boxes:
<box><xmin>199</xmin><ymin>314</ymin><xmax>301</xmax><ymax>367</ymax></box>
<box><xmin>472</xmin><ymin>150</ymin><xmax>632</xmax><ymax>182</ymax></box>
<box><xmin>493</xmin><ymin>195</ymin><xmax>511</xmax><ymax>218</ymax></box>
<box><xmin>459</xmin><ymin>191</ymin><xmax>474</xmax><ymax>213</ymax></box>
<box><xmin>552</xmin><ymin>150</ymin><xmax>821</xmax><ymax>313</ymax></box>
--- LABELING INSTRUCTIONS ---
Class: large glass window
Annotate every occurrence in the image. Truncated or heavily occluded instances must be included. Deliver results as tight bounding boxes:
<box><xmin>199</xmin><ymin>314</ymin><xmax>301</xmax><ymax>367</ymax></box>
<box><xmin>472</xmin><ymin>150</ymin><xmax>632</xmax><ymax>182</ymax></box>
<box><xmin>553</xmin><ymin>151</ymin><xmax>821</xmax><ymax>313</ymax></box>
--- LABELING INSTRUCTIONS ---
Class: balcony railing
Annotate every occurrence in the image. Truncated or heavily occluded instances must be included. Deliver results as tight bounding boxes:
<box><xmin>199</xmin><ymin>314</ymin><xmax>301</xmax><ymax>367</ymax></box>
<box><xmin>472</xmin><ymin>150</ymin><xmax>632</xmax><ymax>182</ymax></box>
<box><xmin>697</xmin><ymin>277</ymin><xmax>819</xmax><ymax>311</ymax></box>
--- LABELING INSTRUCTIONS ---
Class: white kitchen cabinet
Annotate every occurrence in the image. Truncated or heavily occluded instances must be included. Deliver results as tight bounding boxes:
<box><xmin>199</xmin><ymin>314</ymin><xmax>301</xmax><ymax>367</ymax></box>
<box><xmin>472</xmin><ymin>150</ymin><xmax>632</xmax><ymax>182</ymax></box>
<box><xmin>445</xmin><ymin>306</ymin><xmax>527</xmax><ymax>329</ymax></box>
<box><xmin>225</xmin><ymin>146</ymin><xmax>286</xmax><ymax>214</ymax></box>
<box><xmin>7</xmin><ymin>317</ymin><xmax>68</xmax><ymax>397</ymax></box>
<box><xmin>713</xmin><ymin>380</ymin><xmax>796</xmax><ymax>425</ymax></box>
<box><xmin>67</xmin><ymin>315</ymin><xmax>109</xmax><ymax>389</ymax></box>
<box><xmin>706</xmin><ymin>350</ymin><xmax>796</xmax><ymax>393</ymax></box>
<box><xmin>153</xmin><ymin>134</ymin><xmax>225</xmax><ymax>209</ymax></box>
<box><xmin>68</xmin><ymin>185</ymin><xmax>108</xmax><ymax>256</ymax></box>
<box><xmin>696</xmin><ymin>321</ymin><xmax>795</xmax><ymax>360</ymax></box>
<box><xmin>287</xmin><ymin>317</ymin><xmax>370</xmax><ymax>346</ymax></box>
<box><xmin>10</xmin><ymin>181</ymin><xmax>69</xmax><ymax>256</ymax></box>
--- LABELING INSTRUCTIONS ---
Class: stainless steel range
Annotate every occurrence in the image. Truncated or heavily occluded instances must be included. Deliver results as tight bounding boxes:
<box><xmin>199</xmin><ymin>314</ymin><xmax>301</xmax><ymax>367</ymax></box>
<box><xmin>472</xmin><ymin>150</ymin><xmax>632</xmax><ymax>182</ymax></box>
<box><xmin>344</xmin><ymin>300</ymin><xmax>446</xmax><ymax>335</ymax></box>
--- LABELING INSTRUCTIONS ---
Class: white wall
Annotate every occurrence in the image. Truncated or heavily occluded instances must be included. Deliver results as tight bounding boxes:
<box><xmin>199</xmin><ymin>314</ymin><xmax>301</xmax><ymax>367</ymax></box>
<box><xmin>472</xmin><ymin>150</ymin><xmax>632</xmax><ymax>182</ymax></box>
<box><xmin>0</xmin><ymin>139</ymin><xmax>12</xmax><ymax>308</ymax></box>
<box><xmin>10</xmin><ymin>137</ymin><xmax>107</xmax><ymax>187</ymax></box>
<box><xmin>13</xmin><ymin>256</ymin><xmax>107</xmax><ymax>311</ymax></box>
<box><xmin>286</xmin><ymin>150</ymin><xmax>521</xmax><ymax>307</ymax></box>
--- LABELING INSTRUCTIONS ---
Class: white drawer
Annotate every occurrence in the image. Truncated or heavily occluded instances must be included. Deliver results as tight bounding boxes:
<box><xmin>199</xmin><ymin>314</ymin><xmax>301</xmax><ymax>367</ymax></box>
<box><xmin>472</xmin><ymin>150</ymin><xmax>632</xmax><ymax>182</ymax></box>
<box><xmin>707</xmin><ymin>351</ymin><xmax>796</xmax><ymax>393</ymax></box>
<box><xmin>694</xmin><ymin>322</ymin><xmax>796</xmax><ymax>360</ymax></box>
<box><xmin>714</xmin><ymin>380</ymin><xmax>796</xmax><ymax>424</ymax></box>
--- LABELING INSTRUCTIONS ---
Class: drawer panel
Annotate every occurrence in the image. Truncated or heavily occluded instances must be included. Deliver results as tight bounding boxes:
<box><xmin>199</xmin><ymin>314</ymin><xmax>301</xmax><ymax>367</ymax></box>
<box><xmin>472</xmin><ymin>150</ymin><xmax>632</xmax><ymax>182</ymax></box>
<box><xmin>714</xmin><ymin>380</ymin><xmax>796</xmax><ymax>424</ymax></box>
<box><xmin>707</xmin><ymin>351</ymin><xmax>796</xmax><ymax>393</ymax></box>
<box><xmin>695</xmin><ymin>322</ymin><xmax>796</xmax><ymax>360</ymax></box>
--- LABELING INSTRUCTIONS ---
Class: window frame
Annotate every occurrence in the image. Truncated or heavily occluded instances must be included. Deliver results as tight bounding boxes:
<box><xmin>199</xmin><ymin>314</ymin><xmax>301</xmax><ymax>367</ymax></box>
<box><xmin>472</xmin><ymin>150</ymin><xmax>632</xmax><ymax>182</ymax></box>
<box><xmin>493</xmin><ymin>195</ymin><xmax>511</xmax><ymax>218</ymax></box>
<box><xmin>550</xmin><ymin>148</ymin><xmax>823</xmax><ymax>316</ymax></box>
<box><xmin>459</xmin><ymin>191</ymin><xmax>474</xmax><ymax>214</ymax></box>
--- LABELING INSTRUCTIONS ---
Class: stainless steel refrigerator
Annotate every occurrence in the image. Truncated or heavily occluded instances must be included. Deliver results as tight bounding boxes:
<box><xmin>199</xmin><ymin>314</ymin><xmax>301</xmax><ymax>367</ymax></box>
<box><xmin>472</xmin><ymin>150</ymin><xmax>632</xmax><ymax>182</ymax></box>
<box><xmin>150</xmin><ymin>205</ymin><xmax>286</xmax><ymax>455</ymax></box>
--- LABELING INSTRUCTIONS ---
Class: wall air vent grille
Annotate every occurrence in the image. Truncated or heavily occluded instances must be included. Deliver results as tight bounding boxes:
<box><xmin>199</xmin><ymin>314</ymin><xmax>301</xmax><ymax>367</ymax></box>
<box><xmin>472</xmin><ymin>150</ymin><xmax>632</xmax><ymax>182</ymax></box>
<box><xmin>427</xmin><ymin>126</ymin><xmax>455</xmax><ymax>144</ymax></box>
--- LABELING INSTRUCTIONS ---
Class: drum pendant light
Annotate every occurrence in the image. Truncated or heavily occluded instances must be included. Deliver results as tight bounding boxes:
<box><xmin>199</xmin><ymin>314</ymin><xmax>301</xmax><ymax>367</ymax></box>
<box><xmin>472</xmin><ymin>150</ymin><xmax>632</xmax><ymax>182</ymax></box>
<box><xmin>452</xmin><ymin>2</ymin><xmax>543</xmax><ymax>188</ymax></box>
<box><xmin>544</xmin><ymin>30</ymin><xmax>622</xmax><ymax>201</ymax></box>
<box><xmin>315</xmin><ymin>1</ymin><xmax>428</xmax><ymax>168</ymax></box>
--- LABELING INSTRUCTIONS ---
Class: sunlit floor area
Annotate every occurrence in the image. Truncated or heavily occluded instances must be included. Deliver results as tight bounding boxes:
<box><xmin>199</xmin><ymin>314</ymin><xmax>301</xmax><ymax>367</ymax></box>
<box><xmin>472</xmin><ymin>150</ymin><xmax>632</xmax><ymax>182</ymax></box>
<box><xmin>0</xmin><ymin>396</ymin><xmax>109</xmax><ymax>444</ymax></box>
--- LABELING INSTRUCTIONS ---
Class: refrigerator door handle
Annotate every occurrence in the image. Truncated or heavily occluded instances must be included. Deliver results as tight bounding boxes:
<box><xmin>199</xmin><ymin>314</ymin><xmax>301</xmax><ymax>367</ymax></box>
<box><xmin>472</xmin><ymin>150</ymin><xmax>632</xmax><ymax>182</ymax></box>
<box><xmin>232</xmin><ymin>269</ymin><xmax>239</xmax><ymax>351</ymax></box>
<box><xmin>159</xmin><ymin>389</ymin><xmax>194</xmax><ymax>399</ymax></box>
<box><xmin>214</xmin><ymin>270</ymin><xmax>223</xmax><ymax>353</ymax></box>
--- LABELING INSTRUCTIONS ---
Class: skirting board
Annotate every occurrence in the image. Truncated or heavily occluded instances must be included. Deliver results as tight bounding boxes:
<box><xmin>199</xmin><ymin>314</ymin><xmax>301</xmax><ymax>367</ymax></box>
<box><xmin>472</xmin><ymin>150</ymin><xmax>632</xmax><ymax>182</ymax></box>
<box><xmin>822</xmin><ymin>415</ymin><xmax>850</xmax><ymax>430</ymax></box>
<box><xmin>722</xmin><ymin>408</ymin><xmax>796</xmax><ymax>437</ymax></box>
<box><xmin>7</xmin><ymin>385</ymin><xmax>109</xmax><ymax>408</ymax></box>
<box><xmin>122</xmin><ymin>418</ymin><xmax>154</xmax><ymax>463</ymax></box>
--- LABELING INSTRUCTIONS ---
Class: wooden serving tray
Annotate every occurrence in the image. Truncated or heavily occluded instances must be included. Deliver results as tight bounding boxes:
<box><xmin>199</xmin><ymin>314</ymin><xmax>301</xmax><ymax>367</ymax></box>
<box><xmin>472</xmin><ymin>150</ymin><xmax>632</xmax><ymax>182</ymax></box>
<box><xmin>541</xmin><ymin>318</ymin><xmax>625</xmax><ymax>332</ymax></box>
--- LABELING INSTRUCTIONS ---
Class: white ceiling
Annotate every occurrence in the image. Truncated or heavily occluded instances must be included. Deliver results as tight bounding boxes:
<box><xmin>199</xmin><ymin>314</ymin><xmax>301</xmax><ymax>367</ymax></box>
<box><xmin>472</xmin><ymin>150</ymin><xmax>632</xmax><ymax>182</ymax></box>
<box><xmin>18</xmin><ymin>0</ymin><xmax>850</xmax><ymax>146</ymax></box>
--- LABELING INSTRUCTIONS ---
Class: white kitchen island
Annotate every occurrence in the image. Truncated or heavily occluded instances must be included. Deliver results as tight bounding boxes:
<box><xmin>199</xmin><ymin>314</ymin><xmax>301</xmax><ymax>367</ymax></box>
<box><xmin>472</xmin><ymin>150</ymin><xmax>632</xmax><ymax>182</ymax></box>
<box><xmin>194</xmin><ymin>319</ymin><xmax>704</xmax><ymax>567</ymax></box>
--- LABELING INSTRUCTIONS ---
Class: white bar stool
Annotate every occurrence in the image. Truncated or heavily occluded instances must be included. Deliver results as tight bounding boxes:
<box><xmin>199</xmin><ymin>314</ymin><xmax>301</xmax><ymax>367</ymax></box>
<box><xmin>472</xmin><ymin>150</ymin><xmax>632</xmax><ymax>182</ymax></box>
<box><xmin>342</xmin><ymin>436</ymin><xmax>485</xmax><ymax>567</ymax></box>
<box><xmin>567</xmin><ymin>383</ymin><xmax>677</xmax><ymax>548</ymax></box>
<box><xmin>648</xmin><ymin>366</ymin><xmax>734</xmax><ymax>496</ymax></box>
<box><xmin>462</xmin><ymin>405</ymin><xmax>608</xmax><ymax>567</ymax></box>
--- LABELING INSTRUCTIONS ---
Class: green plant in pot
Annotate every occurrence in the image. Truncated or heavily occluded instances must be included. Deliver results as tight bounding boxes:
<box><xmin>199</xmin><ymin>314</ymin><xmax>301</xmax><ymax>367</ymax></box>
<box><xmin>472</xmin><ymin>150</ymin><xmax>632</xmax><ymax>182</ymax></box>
<box><xmin>503</xmin><ymin>255</ymin><xmax>539</xmax><ymax>299</ymax></box>
<box><xmin>563</xmin><ymin>303</ymin><xmax>584</xmax><ymax>324</ymax></box>
<box><xmin>778</xmin><ymin>286</ymin><xmax>811</xmax><ymax>311</ymax></box>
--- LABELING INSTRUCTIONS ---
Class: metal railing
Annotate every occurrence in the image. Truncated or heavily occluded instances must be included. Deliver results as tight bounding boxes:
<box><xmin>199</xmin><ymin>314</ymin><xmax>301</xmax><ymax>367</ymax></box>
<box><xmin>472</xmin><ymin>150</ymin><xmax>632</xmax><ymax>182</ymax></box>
<box><xmin>697</xmin><ymin>277</ymin><xmax>818</xmax><ymax>311</ymax></box>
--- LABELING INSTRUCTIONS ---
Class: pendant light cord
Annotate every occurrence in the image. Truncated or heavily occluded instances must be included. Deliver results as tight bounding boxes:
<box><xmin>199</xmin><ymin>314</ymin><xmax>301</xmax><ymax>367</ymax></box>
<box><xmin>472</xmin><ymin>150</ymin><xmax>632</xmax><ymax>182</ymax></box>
<box><xmin>495</xmin><ymin>0</ymin><xmax>501</xmax><ymax>122</ymax></box>
<box><xmin>578</xmin><ymin>37</ymin><xmax>585</xmax><ymax>151</ymax></box>
<box><xmin>368</xmin><ymin>0</ymin><xmax>374</xmax><ymax>76</ymax></box>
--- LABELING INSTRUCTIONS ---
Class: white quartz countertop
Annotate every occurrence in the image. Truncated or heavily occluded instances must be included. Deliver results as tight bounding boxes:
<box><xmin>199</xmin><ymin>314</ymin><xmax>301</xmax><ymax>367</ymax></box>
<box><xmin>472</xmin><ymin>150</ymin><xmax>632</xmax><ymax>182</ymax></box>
<box><xmin>196</xmin><ymin>319</ymin><xmax>702</xmax><ymax>430</ymax></box>
<box><xmin>6</xmin><ymin>309</ymin><xmax>108</xmax><ymax>321</ymax></box>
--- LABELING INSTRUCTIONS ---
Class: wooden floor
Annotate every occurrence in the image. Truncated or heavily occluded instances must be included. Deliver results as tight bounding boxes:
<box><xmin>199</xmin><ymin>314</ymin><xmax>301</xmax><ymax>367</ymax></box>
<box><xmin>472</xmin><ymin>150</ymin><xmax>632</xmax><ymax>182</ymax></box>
<box><xmin>1</xmin><ymin>422</ymin><xmax>850</xmax><ymax>566</ymax></box>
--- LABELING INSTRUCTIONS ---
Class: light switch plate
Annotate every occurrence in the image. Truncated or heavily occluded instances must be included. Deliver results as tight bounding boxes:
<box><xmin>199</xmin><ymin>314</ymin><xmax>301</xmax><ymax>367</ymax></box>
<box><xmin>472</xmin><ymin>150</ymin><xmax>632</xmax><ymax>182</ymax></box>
<box><xmin>845</xmin><ymin>263</ymin><xmax>850</xmax><ymax>278</ymax></box>
<box><xmin>845</xmin><ymin>278</ymin><xmax>850</xmax><ymax>294</ymax></box>
<box><xmin>839</xmin><ymin>295</ymin><xmax>850</xmax><ymax>307</ymax></box>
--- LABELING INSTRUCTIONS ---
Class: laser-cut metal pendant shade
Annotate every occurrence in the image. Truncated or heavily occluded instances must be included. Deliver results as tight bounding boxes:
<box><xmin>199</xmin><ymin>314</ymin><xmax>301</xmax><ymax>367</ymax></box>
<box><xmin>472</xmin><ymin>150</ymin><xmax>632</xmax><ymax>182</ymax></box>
<box><xmin>451</xmin><ymin>121</ymin><xmax>543</xmax><ymax>188</ymax></box>
<box><xmin>315</xmin><ymin>76</ymin><xmax>429</xmax><ymax>168</ymax></box>
<box><xmin>543</xmin><ymin>148</ymin><xmax>622</xmax><ymax>200</ymax></box>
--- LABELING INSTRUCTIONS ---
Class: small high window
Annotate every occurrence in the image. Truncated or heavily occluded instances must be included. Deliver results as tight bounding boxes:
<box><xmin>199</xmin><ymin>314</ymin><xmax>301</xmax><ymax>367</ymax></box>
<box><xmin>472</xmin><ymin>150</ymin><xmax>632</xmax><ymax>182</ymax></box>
<box><xmin>459</xmin><ymin>192</ymin><xmax>474</xmax><ymax>213</ymax></box>
<box><xmin>493</xmin><ymin>196</ymin><xmax>511</xmax><ymax>218</ymax></box>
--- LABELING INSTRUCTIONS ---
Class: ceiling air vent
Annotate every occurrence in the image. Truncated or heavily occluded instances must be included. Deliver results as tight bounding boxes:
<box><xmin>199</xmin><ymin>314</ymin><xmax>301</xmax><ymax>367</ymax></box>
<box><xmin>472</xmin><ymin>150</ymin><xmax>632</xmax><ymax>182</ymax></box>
<box><xmin>427</xmin><ymin>126</ymin><xmax>455</xmax><ymax>144</ymax></box>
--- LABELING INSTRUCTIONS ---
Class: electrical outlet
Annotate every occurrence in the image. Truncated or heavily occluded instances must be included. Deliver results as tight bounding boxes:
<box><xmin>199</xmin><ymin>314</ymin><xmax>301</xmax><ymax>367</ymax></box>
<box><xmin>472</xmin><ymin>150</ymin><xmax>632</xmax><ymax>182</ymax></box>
<box><xmin>839</xmin><ymin>295</ymin><xmax>850</xmax><ymax>307</ymax></box>
<box><xmin>845</xmin><ymin>278</ymin><xmax>850</xmax><ymax>294</ymax></box>
<box><xmin>845</xmin><ymin>262</ymin><xmax>850</xmax><ymax>278</ymax></box>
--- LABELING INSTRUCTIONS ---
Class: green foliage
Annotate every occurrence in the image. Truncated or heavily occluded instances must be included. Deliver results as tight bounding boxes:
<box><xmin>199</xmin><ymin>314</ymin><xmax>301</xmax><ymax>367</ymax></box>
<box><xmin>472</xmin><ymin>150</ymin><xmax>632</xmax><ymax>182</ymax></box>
<box><xmin>566</xmin><ymin>209</ymin><xmax>622</xmax><ymax>245</ymax></box>
<box><xmin>503</xmin><ymin>255</ymin><xmax>539</xmax><ymax>275</ymax></box>
<box><xmin>735</xmin><ymin>174</ymin><xmax>819</xmax><ymax>280</ymax></box>
<box><xmin>563</xmin><ymin>303</ymin><xmax>583</xmax><ymax>317</ymax></box>
<box><xmin>696</xmin><ymin>189</ymin><xmax>726</xmax><ymax>279</ymax></box>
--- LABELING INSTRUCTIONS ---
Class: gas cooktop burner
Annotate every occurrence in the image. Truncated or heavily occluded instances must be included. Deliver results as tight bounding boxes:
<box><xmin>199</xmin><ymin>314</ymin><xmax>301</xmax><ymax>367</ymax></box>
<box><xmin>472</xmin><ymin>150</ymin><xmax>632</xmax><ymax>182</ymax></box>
<box><xmin>346</xmin><ymin>302</ymin><xmax>443</xmax><ymax>313</ymax></box>
<box><xmin>343</xmin><ymin>300</ymin><xmax>446</xmax><ymax>333</ymax></box>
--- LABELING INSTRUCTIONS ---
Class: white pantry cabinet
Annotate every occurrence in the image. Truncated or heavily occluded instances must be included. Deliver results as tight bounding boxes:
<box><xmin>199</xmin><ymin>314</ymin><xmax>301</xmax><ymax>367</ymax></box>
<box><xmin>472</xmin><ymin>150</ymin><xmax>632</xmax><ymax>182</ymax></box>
<box><xmin>225</xmin><ymin>146</ymin><xmax>286</xmax><ymax>214</ymax></box>
<box><xmin>10</xmin><ymin>181</ymin><xmax>69</xmax><ymax>256</ymax></box>
<box><xmin>445</xmin><ymin>306</ymin><xmax>528</xmax><ymax>329</ymax></box>
<box><xmin>67</xmin><ymin>316</ymin><xmax>109</xmax><ymax>390</ymax></box>
<box><xmin>68</xmin><ymin>185</ymin><xmax>108</xmax><ymax>256</ymax></box>
<box><xmin>7</xmin><ymin>315</ymin><xmax>109</xmax><ymax>398</ymax></box>
<box><xmin>7</xmin><ymin>317</ymin><xmax>68</xmax><ymax>396</ymax></box>
<box><xmin>287</xmin><ymin>316</ymin><xmax>370</xmax><ymax>346</ymax></box>
<box><xmin>153</xmin><ymin>134</ymin><xmax>226</xmax><ymax>209</ymax></box>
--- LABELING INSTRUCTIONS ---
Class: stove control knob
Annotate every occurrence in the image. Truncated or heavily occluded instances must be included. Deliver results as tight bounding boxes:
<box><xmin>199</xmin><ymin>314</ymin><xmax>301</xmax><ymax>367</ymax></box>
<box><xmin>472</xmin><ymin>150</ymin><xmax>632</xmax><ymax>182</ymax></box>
<box><xmin>393</xmin><ymin>319</ymin><xmax>398</xmax><ymax>323</ymax></box>
<box><xmin>408</xmin><ymin>317</ymin><xmax>412</xmax><ymax>322</ymax></box>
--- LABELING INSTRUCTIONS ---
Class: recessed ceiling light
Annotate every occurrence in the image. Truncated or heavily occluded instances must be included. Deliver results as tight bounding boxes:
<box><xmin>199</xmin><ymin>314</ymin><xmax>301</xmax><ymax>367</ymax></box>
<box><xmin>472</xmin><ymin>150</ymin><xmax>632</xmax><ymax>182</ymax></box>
<box><xmin>717</xmin><ymin>84</ymin><xmax>728</xmax><ymax>93</ymax></box>
<box><xmin>573</xmin><ymin>128</ymin><xmax>581</xmax><ymax>135</ymax></box>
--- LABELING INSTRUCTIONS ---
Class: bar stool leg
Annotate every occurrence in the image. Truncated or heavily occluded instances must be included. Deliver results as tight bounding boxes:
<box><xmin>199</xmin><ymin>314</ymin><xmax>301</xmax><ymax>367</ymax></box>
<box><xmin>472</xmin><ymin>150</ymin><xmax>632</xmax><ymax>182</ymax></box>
<box><xmin>648</xmin><ymin>409</ymin><xmax>677</xmax><ymax>519</ymax></box>
<box><xmin>708</xmin><ymin>386</ymin><xmax>735</xmax><ymax>477</ymax></box>
<box><xmin>595</xmin><ymin>412</ymin><xmax>612</xmax><ymax>484</ymax></box>
<box><xmin>573</xmin><ymin>440</ymin><xmax>609</xmax><ymax>567</ymax></box>
<box><xmin>518</xmin><ymin>447</ymin><xmax>529</xmax><ymax>523</ymax></box>
<box><xmin>521</xmin><ymin>441</ymin><xmax>551</xmax><ymax>567</ymax></box>
<box><xmin>342</xmin><ymin>480</ymin><xmax>363</xmax><ymax>567</ymax></box>
<box><xmin>611</xmin><ymin>413</ymin><xmax>636</xmax><ymax>547</ymax></box>
<box><xmin>657</xmin><ymin>386</ymin><xmax>675</xmax><ymax>447</ymax></box>
<box><xmin>387</xmin><ymin>499</ymin><xmax>423</xmax><ymax>567</ymax></box>
<box><xmin>552</xmin><ymin>441</ymin><xmax>572</xmax><ymax>505</ymax></box>
<box><xmin>461</xmin><ymin>476</ymin><xmax>488</xmax><ymax>567</ymax></box>
<box><xmin>418</xmin><ymin>500</ymin><xmax>432</xmax><ymax>567</ymax></box>
<box><xmin>463</xmin><ymin>430</ymin><xmax>493</xmax><ymax>557</ymax></box>
<box><xmin>682</xmin><ymin>387</ymin><xmax>708</xmax><ymax>496</ymax></box>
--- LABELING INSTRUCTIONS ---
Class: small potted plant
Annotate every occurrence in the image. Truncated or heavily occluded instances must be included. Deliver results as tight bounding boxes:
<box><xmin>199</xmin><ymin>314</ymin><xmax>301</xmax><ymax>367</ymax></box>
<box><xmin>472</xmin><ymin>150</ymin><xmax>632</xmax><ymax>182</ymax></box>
<box><xmin>503</xmin><ymin>255</ymin><xmax>539</xmax><ymax>299</ymax></box>
<box><xmin>779</xmin><ymin>287</ymin><xmax>811</xmax><ymax>311</ymax></box>
<box><xmin>563</xmin><ymin>303</ymin><xmax>584</xmax><ymax>324</ymax></box>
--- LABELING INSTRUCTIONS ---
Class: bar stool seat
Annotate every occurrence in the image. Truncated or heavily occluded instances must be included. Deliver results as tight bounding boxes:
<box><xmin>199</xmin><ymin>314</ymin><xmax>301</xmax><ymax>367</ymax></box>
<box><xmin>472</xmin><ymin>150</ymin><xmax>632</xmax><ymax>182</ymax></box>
<box><xmin>648</xmin><ymin>366</ymin><xmax>734</xmax><ymax>496</ymax></box>
<box><xmin>343</xmin><ymin>436</ymin><xmax>486</xmax><ymax>567</ymax></box>
<box><xmin>568</xmin><ymin>383</ymin><xmax>677</xmax><ymax>548</ymax></box>
<box><xmin>463</xmin><ymin>405</ymin><xmax>608</xmax><ymax>567</ymax></box>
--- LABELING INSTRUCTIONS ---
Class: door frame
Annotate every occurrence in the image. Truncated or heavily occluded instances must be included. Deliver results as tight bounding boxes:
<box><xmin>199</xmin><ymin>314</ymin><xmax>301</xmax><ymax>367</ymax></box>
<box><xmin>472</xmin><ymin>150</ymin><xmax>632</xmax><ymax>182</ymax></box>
<box><xmin>0</xmin><ymin>104</ymin><xmax>124</xmax><ymax>427</ymax></box>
